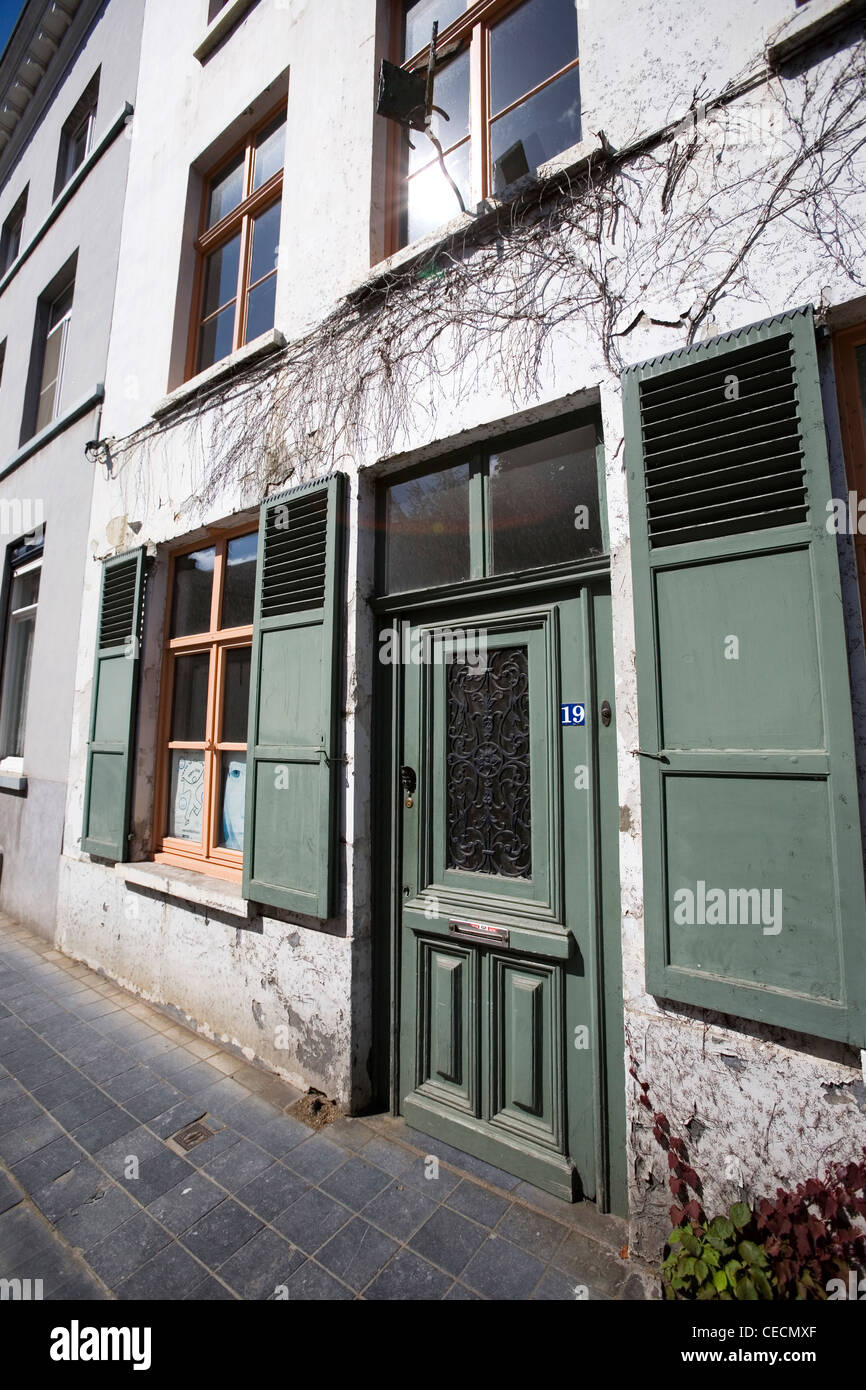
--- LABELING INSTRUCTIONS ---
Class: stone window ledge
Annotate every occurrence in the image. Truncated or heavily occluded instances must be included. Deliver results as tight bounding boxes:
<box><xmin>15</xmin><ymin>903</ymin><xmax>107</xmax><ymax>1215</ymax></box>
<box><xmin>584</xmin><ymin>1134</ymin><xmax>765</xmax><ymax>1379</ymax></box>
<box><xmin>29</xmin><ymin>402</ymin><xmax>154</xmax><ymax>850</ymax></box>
<box><xmin>0</xmin><ymin>775</ymin><xmax>27</xmax><ymax>795</ymax></box>
<box><xmin>116</xmin><ymin>860</ymin><xmax>253</xmax><ymax>919</ymax></box>
<box><xmin>766</xmin><ymin>0</ymin><xmax>866</xmax><ymax>66</ymax></box>
<box><xmin>194</xmin><ymin>0</ymin><xmax>260</xmax><ymax>63</ymax></box>
<box><xmin>1</xmin><ymin>384</ymin><xmax>105</xmax><ymax>482</ymax></box>
<box><xmin>152</xmin><ymin>328</ymin><xmax>285</xmax><ymax>420</ymax></box>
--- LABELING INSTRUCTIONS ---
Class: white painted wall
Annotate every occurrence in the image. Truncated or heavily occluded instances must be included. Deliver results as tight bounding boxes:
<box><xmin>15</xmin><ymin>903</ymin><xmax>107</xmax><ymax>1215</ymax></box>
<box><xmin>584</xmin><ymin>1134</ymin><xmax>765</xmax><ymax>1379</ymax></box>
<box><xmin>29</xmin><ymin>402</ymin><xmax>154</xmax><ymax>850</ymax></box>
<box><xmin>0</xmin><ymin>0</ymin><xmax>144</xmax><ymax>933</ymax></box>
<box><xmin>56</xmin><ymin>0</ymin><xmax>866</xmax><ymax>1241</ymax></box>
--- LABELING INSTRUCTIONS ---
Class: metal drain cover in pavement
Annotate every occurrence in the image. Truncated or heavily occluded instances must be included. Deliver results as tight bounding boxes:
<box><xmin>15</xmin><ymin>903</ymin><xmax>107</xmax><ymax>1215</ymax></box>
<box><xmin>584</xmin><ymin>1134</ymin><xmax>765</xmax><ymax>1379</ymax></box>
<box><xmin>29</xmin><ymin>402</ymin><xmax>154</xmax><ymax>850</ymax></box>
<box><xmin>171</xmin><ymin>1119</ymin><xmax>214</xmax><ymax>1152</ymax></box>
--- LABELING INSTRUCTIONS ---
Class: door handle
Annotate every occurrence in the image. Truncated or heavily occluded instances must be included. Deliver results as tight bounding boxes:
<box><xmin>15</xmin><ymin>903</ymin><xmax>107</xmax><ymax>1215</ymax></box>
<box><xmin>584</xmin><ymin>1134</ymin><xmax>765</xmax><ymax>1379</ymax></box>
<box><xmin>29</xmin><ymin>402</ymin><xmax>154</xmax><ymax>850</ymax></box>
<box><xmin>400</xmin><ymin>765</ymin><xmax>416</xmax><ymax>807</ymax></box>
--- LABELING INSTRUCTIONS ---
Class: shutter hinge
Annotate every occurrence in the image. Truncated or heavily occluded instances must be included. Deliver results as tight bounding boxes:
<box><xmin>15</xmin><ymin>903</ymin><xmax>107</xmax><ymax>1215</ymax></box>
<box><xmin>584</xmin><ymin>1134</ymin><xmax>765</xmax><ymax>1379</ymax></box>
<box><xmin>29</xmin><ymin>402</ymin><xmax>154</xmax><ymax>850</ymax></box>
<box><xmin>633</xmin><ymin>748</ymin><xmax>670</xmax><ymax>763</ymax></box>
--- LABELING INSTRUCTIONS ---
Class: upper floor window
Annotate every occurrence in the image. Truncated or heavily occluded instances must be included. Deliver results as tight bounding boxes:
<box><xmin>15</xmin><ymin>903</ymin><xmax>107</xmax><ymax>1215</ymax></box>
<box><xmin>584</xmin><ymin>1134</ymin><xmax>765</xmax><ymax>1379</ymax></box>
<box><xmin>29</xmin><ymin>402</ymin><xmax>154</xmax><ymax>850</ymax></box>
<box><xmin>189</xmin><ymin>107</ymin><xmax>286</xmax><ymax>377</ymax></box>
<box><xmin>0</xmin><ymin>188</ymin><xmax>27</xmax><ymax>276</ymax></box>
<box><xmin>54</xmin><ymin>71</ymin><xmax>99</xmax><ymax>198</ymax></box>
<box><xmin>393</xmin><ymin>0</ymin><xmax>581</xmax><ymax>248</ymax></box>
<box><xmin>34</xmin><ymin>278</ymin><xmax>74</xmax><ymax>435</ymax></box>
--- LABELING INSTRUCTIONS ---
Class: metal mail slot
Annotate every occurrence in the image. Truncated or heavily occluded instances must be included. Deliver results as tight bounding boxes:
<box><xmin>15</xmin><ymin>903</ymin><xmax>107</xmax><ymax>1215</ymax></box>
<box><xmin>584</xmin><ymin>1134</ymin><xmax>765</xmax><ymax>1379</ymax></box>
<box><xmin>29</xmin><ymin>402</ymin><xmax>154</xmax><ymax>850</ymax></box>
<box><xmin>449</xmin><ymin>918</ymin><xmax>510</xmax><ymax>946</ymax></box>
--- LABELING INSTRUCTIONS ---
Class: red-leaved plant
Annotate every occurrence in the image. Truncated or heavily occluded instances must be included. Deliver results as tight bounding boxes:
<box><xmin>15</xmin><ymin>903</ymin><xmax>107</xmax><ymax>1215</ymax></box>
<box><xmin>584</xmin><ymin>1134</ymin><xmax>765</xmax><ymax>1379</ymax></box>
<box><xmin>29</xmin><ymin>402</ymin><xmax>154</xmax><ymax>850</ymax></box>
<box><xmin>630</xmin><ymin>1055</ymin><xmax>866</xmax><ymax>1299</ymax></box>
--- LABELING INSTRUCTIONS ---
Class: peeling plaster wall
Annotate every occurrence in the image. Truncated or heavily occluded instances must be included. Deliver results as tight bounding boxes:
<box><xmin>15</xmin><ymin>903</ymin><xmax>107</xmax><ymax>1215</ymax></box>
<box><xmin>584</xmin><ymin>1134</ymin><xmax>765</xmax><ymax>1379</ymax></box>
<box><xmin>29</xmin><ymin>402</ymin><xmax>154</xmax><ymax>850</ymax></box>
<box><xmin>55</xmin><ymin>0</ymin><xmax>866</xmax><ymax>1231</ymax></box>
<box><xmin>56</xmin><ymin>857</ymin><xmax>356</xmax><ymax>1104</ymax></box>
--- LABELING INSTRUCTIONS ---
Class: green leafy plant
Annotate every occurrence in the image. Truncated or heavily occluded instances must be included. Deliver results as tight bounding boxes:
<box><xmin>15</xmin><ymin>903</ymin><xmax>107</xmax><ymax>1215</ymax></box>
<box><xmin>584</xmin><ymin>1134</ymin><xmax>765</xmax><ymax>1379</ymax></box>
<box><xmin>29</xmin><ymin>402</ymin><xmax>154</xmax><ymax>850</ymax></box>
<box><xmin>629</xmin><ymin>1055</ymin><xmax>866</xmax><ymax>1300</ymax></box>
<box><xmin>662</xmin><ymin>1206</ymin><xmax>776</xmax><ymax>1300</ymax></box>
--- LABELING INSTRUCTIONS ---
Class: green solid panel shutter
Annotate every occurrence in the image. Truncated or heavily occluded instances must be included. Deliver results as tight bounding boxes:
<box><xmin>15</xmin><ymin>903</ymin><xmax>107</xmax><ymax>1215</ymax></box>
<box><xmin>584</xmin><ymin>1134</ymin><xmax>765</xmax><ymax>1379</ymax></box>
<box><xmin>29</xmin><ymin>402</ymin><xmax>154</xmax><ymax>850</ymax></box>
<box><xmin>624</xmin><ymin>306</ymin><xmax>866</xmax><ymax>1045</ymax></box>
<box><xmin>81</xmin><ymin>548</ymin><xmax>147</xmax><ymax>860</ymax></box>
<box><xmin>243</xmin><ymin>473</ymin><xmax>345</xmax><ymax>916</ymax></box>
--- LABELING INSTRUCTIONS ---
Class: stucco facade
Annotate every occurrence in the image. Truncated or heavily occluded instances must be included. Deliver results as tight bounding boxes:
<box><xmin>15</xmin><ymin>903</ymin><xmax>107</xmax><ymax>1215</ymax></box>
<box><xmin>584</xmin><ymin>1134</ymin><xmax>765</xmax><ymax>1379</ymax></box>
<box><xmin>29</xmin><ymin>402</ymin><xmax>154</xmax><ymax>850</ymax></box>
<box><xmin>10</xmin><ymin>0</ymin><xmax>861</xmax><ymax>1254</ymax></box>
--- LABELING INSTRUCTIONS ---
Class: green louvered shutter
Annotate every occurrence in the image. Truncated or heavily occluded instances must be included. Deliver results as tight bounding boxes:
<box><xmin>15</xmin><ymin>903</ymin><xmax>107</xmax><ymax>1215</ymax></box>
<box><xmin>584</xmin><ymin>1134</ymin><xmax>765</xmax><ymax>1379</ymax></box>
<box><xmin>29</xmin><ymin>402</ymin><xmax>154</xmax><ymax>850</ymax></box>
<box><xmin>624</xmin><ymin>306</ymin><xmax>866</xmax><ymax>1045</ymax></box>
<box><xmin>81</xmin><ymin>548</ymin><xmax>147</xmax><ymax>860</ymax></box>
<box><xmin>243</xmin><ymin>473</ymin><xmax>345</xmax><ymax>916</ymax></box>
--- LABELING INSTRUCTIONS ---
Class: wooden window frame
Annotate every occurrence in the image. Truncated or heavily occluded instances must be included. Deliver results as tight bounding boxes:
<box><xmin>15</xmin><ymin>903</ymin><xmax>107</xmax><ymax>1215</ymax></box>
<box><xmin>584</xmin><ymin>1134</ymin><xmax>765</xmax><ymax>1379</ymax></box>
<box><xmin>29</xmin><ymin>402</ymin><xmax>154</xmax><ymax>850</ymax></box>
<box><xmin>154</xmin><ymin>523</ymin><xmax>257</xmax><ymax>881</ymax></box>
<box><xmin>186</xmin><ymin>101</ymin><xmax>286</xmax><ymax>382</ymax></box>
<box><xmin>385</xmin><ymin>0</ymin><xmax>581</xmax><ymax>255</ymax></box>
<box><xmin>834</xmin><ymin>321</ymin><xmax>866</xmax><ymax>627</ymax></box>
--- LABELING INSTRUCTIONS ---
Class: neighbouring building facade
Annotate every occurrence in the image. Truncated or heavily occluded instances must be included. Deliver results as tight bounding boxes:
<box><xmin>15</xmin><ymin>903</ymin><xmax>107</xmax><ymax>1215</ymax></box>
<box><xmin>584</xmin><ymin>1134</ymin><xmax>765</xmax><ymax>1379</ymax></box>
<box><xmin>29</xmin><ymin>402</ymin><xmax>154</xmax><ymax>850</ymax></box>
<box><xmin>0</xmin><ymin>0</ymin><xmax>861</xmax><ymax>1256</ymax></box>
<box><xmin>0</xmin><ymin>0</ymin><xmax>144</xmax><ymax>933</ymax></box>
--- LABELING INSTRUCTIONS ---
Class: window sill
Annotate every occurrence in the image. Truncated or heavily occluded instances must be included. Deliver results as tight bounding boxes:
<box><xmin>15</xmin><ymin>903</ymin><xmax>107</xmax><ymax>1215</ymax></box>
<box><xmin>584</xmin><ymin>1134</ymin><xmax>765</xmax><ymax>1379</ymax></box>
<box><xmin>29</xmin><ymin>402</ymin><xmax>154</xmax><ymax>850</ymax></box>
<box><xmin>117</xmin><ymin>860</ymin><xmax>253</xmax><ymax>919</ymax></box>
<box><xmin>766</xmin><ymin>0</ymin><xmax>866</xmax><ymax>65</ymax></box>
<box><xmin>3</xmin><ymin>384</ymin><xmax>105</xmax><ymax>481</ymax></box>
<box><xmin>365</xmin><ymin>135</ymin><xmax>601</xmax><ymax>290</ymax></box>
<box><xmin>152</xmin><ymin>329</ymin><xmax>286</xmax><ymax>421</ymax></box>
<box><xmin>0</xmin><ymin>775</ymin><xmax>27</xmax><ymax>795</ymax></box>
<box><xmin>194</xmin><ymin>0</ymin><xmax>260</xmax><ymax>63</ymax></box>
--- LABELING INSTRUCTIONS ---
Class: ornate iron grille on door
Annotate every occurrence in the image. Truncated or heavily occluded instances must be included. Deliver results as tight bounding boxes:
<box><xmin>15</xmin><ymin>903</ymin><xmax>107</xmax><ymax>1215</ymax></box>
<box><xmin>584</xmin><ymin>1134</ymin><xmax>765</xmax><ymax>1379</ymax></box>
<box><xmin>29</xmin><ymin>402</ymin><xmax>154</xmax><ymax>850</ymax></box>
<box><xmin>445</xmin><ymin>646</ymin><xmax>531</xmax><ymax>877</ymax></box>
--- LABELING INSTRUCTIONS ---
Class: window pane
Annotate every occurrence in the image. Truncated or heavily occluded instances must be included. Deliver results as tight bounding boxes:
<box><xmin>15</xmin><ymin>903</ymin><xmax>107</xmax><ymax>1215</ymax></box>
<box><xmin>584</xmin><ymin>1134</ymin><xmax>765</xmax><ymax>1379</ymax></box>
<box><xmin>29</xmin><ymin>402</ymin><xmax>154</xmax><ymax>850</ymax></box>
<box><xmin>245</xmin><ymin>274</ymin><xmax>276</xmax><ymax>342</ymax></box>
<box><xmin>202</xmin><ymin>234</ymin><xmax>241</xmax><ymax>317</ymax></box>
<box><xmin>406</xmin><ymin>138</ymin><xmax>470</xmax><ymax>244</ymax></box>
<box><xmin>170</xmin><ymin>651</ymin><xmax>210</xmax><ymax>742</ymax></box>
<box><xmin>49</xmin><ymin>284</ymin><xmax>74</xmax><ymax>330</ymax></box>
<box><xmin>384</xmin><ymin>461</ymin><xmax>471</xmax><ymax>592</ymax></box>
<box><xmin>69</xmin><ymin>121</ymin><xmax>89</xmax><ymax>174</ymax></box>
<box><xmin>252</xmin><ymin>114</ymin><xmax>286</xmax><ymax>191</ymax></box>
<box><xmin>489</xmin><ymin>425</ymin><xmax>603</xmax><ymax>574</ymax></box>
<box><xmin>36</xmin><ymin>318</ymin><xmax>67</xmax><ymax>431</ymax></box>
<box><xmin>404</xmin><ymin>0</ymin><xmax>466</xmax><ymax>58</ymax></box>
<box><xmin>39</xmin><ymin>321</ymin><xmax>64</xmax><ymax>395</ymax></box>
<box><xmin>10</xmin><ymin>567</ymin><xmax>40</xmax><ymax>612</ymax></box>
<box><xmin>0</xmin><ymin>606</ymin><xmax>37</xmax><ymax>759</ymax></box>
<box><xmin>198</xmin><ymin>304</ymin><xmax>236</xmax><ymax>372</ymax></box>
<box><xmin>490</xmin><ymin>64</ymin><xmax>581</xmax><ymax>185</ymax></box>
<box><xmin>217</xmin><ymin>753</ymin><xmax>246</xmax><ymax>851</ymax></box>
<box><xmin>35</xmin><ymin>384</ymin><xmax>58</xmax><ymax>434</ymax></box>
<box><xmin>222</xmin><ymin>532</ymin><xmax>257</xmax><ymax>628</ymax></box>
<box><xmin>490</xmin><ymin>0</ymin><xmax>579</xmax><ymax>116</ymax></box>
<box><xmin>207</xmin><ymin>151</ymin><xmax>245</xmax><ymax>228</ymax></box>
<box><xmin>167</xmin><ymin>750</ymin><xmax>205</xmax><ymax>842</ymax></box>
<box><xmin>171</xmin><ymin>547</ymin><xmax>215</xmax><ymax>637</ymax></box>
<box><xmin>408</xmin><ymin>46</ymin><xmax>470</xmax><ymax>176</ymax></box>
<box><xmin>221</xmin><ymin>646</ymin><xmax>251</xmax><ymax>744</ymax></box>
<box><xmin>249</xmin><ymin>202</ymin><xmax>281</xmax><ymax>287</ymax></box>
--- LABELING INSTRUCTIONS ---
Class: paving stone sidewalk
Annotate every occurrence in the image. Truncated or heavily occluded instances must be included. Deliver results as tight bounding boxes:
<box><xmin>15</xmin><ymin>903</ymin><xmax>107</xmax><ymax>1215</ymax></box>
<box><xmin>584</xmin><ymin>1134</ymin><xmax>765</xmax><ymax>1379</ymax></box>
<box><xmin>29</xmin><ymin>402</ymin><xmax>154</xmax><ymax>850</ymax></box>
<box><xmin>0</xmin><ymin>913</ymin><xmax>655</xmax><ymax>1300</ymax></box>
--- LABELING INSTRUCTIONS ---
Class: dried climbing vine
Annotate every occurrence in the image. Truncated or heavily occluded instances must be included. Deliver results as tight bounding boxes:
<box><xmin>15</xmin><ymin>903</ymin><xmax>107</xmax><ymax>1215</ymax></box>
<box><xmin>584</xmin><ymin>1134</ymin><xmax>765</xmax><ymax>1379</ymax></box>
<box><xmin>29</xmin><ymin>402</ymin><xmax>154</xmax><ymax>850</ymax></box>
<box><xmin>111</xmin><ymin>33</ymin><xmax>866</xmax><ymax>518</ymax></box>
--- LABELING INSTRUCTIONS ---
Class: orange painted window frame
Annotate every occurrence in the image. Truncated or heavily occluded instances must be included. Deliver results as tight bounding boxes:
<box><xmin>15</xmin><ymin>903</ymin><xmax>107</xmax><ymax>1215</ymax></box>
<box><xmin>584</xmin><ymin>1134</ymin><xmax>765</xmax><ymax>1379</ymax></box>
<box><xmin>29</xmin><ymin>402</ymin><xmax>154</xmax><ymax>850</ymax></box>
<box><xmin>154</xmin><ymin>524</ymin><xmax>257</xmax><ymax>882</ymax></box>
<box><xmin>834</xmin><ymin>322</ymin><xmax>866</xmax><ymax>630</ymax></box>
<box><xmin>186</xmin><ymin>102</ymin><xmax>286</xmax><ymax>382</ymax></box>
<box><xmin>385</xmin><ymin>0</ymin><xmax>581</xmax><ymax>256</ymax></box>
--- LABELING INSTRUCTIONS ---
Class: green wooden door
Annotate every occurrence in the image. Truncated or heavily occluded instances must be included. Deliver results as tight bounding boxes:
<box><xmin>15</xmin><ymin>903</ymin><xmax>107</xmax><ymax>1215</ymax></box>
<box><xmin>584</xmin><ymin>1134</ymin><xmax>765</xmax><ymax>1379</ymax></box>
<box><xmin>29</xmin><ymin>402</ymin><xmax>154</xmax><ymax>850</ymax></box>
<box><xmin>398</xmin><ymin>591</ymin><xmax>607</xmax><ymax>1201</ymax></box>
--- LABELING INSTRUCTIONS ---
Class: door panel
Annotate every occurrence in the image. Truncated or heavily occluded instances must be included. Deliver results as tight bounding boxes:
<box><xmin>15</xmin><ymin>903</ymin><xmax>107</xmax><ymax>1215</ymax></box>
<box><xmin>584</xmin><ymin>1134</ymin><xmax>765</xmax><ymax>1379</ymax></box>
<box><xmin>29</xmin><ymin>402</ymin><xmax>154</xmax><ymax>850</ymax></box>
<box><xmin>417</xmin><ymin>939</ymin><xmax>477</xmax><ymax>1113</ymax></box>
<box><xmin>398</xmin><ymin>595</ymin><xmax>598</xmax><ymax>1200</ymax></box>
<box><xmin>491</xmin><ymin>955</ymin><xmax>562</xmax><ymax>1149</ymax></box>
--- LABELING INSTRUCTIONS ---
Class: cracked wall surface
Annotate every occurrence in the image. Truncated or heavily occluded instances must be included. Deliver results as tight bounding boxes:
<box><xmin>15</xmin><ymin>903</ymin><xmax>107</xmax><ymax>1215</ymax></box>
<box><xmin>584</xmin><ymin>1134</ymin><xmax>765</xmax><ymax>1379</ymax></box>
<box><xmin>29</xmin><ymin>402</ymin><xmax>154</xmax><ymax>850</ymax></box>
<box><xmin>49</xmin><ymin>0</ymin><xmax>866</xmax><ymax>1242</ymax></box>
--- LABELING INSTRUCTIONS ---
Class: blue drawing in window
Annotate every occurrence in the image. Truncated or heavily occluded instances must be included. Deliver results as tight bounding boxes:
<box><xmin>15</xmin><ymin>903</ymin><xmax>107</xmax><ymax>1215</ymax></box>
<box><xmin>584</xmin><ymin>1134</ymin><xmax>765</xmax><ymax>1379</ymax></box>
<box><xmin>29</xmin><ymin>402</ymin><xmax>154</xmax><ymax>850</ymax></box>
<box><xmin>221</xmin><ymin>755</ymin><xmax>246</xmax><ymax>852</ymax></box>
